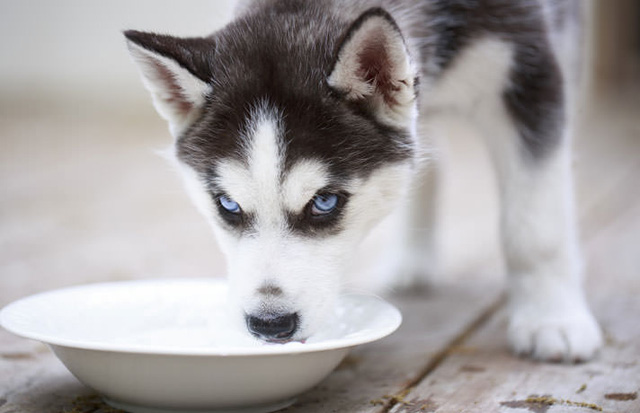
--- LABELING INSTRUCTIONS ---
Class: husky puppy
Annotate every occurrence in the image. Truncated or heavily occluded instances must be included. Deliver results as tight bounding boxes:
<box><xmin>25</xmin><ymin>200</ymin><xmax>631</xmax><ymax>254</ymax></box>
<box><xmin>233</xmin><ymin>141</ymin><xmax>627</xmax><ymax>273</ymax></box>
<box><xmin>125</xmin><ymin>0</ymin><xmax>602</xmax><ymax>362</ymax></box>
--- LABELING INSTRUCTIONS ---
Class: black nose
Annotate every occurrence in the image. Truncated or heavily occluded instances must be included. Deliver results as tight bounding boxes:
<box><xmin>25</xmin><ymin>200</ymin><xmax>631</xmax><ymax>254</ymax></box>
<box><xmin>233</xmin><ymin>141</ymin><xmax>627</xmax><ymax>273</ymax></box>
<box><xmin>246</xmin><ymin>312</ymin><xmax>299</xmax><ymax>341</ymax></box>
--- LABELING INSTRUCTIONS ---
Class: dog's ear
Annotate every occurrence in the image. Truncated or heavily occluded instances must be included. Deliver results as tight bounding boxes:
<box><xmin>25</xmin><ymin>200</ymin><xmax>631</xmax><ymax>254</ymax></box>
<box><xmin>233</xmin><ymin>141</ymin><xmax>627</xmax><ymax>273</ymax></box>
<box><xmin>328</xmin><ymin>8</ymin><xmax>417</xmax><ymax>128</ymax></box>
<box><xmin>124</xmin><ymin>30</ymin><xmax>214</xmax><ymax>136</ymax></box>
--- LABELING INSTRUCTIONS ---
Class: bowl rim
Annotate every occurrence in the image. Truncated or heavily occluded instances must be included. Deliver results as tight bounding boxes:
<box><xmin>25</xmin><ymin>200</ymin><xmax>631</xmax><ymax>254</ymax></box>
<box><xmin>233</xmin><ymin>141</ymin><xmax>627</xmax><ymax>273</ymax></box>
<box><xmin>0</xmin><ymin>278</ymin><xmax>402</xmax><ymax>357</ymax></box>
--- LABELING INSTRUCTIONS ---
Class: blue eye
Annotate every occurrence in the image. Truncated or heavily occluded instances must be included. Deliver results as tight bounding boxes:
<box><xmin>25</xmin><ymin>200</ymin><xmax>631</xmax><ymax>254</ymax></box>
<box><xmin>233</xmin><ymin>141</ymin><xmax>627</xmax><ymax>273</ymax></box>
<box><xmin>311</xmin><ymin>193</ymin><xmax>339</xmax><ymax>215</ymax></box>
<box><xmin>219</xmin><ymin>195</ymin><xmax>241</xmax><ymax>214</ymax></box>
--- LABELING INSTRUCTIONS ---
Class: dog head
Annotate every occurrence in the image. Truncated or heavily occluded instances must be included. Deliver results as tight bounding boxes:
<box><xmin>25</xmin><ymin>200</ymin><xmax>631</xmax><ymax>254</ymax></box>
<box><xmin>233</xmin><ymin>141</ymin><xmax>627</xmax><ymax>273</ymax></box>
<box><xmin>125</xmin><ymin>8</ymin><xmax>418</xmax><ymax>342</ymax></box>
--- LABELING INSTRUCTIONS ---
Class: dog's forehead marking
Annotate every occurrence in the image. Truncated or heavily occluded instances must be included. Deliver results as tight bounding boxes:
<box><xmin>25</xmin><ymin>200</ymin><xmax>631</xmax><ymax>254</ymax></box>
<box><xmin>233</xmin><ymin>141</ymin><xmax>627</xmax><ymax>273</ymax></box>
<box><xmin>216</xmin><ymin>106</ymin><xmax>283</xmax><ymax>219</ymax></box>
<box><xmin>216</xmin><ymin>104</ymin><xmax>330</xmax><ymax>230</ymax></box>
<box><xmin>246</xmin><ymin>109</ymin><xmax>283</xmax><ymax>229</ymax></box>
<box><xmin>247</xmin><ymin>110</ymin><xmax>283</xmax><ymax>198</ymax></box>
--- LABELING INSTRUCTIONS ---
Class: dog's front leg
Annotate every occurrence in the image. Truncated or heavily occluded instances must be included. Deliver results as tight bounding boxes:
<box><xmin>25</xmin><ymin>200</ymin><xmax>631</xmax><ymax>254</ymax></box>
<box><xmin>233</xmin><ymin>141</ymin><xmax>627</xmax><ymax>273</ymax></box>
<box><xmin>474</xmin><ymin>63</ymin><xmax>602</xmax><ymax>362</ymax></box>
<box><xmin>499</xmin><ymin>139</ymin><xmax>602</xmax><ymax>363</ymax></box>
<box><xmin>373</xmin><ymin>148</ymin><xmax>441</xmax><ymax>292</ymax></box>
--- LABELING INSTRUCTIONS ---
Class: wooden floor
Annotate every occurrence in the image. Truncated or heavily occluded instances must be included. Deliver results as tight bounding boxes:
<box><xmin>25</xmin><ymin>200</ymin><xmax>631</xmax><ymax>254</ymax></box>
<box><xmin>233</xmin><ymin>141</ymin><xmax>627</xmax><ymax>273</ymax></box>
<box><xmin>1</xmin><ymin>84</ymin><xmax>639</xmax><ymax>413</ymax></box>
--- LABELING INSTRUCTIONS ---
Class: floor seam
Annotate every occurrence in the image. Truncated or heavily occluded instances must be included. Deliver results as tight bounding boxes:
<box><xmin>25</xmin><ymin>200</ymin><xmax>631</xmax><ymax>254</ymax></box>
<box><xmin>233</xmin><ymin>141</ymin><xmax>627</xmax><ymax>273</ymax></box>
<box><xmin>378</xmin><ymin>292</ymin><xmax>507</xmax><ymax>413</ymax></box>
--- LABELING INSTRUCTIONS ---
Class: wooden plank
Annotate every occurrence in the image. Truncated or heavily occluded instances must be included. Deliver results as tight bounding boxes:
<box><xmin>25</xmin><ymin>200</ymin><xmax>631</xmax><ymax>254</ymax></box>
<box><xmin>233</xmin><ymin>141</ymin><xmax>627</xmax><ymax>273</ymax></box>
<box><xmin>0</xmin><ymin>332</ymin><xmax>95</xmax><ymax>412</ymax></box>
<box><xmin>381</xmin><ymin>228</ymin><xmax>640</xmax><ymax>411</ymax></box>
<box><xmin>283</xmin><ymin>285</ymin><xmax>502</xmax><ymax>413</ymax></box>
<box><xmin>573</xmin><ymin>92</ymin><xmax>640</xmax><ymax>241</ymax></box>
<box><xmin>382</xmin><ymin>183</ymin><xmax>640</xmax><ymax>413</ymax></box>
<box><xmin>0</xmin><ymin>109</ymin><xmax>225</xmax><ymax>309</ymax></box>
<box><xmin>385</xmin><ymin>294</ymin><xmax>640</xmax><ymax>413</ymax></box>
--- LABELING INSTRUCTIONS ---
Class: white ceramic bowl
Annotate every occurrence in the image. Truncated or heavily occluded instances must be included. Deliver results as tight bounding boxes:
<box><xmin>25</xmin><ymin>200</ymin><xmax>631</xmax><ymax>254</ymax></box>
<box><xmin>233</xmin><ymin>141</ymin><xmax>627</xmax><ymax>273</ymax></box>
<box><xmin>0</xmin><ymin>279</ymin><xmax>401</xmax><ymax>413</ymax></box>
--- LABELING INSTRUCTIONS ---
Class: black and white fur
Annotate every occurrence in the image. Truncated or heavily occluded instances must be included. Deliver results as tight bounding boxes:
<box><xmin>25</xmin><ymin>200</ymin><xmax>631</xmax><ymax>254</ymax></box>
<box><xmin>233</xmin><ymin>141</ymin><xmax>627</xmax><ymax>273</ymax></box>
<box><xmin>125</xmin><ymin>0</ymin><xmax>602</xmax><ymax>362</ymax></box>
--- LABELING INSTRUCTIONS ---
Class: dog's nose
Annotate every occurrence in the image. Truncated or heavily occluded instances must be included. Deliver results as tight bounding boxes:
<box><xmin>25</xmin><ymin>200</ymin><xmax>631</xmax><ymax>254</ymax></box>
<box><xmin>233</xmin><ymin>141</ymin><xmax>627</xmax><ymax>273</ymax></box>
<box><xmin>246</xmin><ymin>312</ymin><xmax>298</xmax><ymax>341</ymax></box>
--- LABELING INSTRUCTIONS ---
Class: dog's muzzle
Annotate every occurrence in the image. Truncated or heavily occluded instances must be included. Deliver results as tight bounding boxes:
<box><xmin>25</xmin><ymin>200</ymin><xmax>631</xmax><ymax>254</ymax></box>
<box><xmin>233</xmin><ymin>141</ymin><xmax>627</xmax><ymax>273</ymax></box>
<box><xmin>245</xmin><ymin>312</ymin><xmax>299</xmax><ymax>342</ymax></box>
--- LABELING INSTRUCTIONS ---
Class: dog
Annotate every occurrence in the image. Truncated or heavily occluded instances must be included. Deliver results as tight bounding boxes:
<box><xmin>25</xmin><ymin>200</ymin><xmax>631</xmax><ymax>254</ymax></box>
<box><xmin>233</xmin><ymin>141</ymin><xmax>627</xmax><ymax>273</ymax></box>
<box><xmin>124</xmin><ymin>0</ymin><xmax>602</xmax><ymax>362</ymax></box>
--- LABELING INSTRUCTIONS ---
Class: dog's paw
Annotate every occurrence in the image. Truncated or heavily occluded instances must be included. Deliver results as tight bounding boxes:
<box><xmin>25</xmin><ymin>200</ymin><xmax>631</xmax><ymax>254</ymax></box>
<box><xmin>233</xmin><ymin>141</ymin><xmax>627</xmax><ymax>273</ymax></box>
<box><xmin>508</xmin><ymin>306</ymin><xmax>603</xmax><ymax>363</ymax></box>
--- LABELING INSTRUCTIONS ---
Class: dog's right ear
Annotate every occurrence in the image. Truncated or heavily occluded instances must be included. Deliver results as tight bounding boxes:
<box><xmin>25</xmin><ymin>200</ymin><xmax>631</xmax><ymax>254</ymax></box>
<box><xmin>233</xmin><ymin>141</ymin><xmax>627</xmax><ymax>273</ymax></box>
<box><xmin>124</xmin><ymin>30</ymin><xmax>214</xmax><ymax>136</ymax></box>
<box><xmin>328</xmin><ymin>8</ymin><xmax>417</xmax><ymax>129</ymax></box>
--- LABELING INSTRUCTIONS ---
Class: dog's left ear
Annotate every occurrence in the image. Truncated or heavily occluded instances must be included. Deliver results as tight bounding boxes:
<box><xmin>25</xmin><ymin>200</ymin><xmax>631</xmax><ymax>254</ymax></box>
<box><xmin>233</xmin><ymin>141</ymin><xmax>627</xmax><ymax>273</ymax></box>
<box><xmin>124</xmin><ymin>30</ymin><xmax>214</xmax><ymax>136</ymax></box>
<box><xmin>328</xmin><ymin>8</ymin><xmax>417</xmax><ymax>128</ymax></box>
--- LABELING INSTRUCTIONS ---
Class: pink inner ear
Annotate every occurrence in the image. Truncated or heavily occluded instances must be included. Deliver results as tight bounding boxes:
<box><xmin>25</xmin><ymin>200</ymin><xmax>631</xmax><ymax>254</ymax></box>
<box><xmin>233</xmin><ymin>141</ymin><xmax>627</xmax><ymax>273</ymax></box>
<box><xmin>153</xmin><ymin>59</ymin><xmax>193</xmax><ymax>116</ymax></box>
<box><xmin>356</xmin><ymin>31</ymin><xmax>401</xmax><ymax>105</ymax></box>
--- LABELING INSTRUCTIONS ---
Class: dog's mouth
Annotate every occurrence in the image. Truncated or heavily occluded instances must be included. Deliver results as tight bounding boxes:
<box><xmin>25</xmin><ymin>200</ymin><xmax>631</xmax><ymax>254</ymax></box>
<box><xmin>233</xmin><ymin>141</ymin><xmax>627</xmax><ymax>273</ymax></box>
<box><xmin>263</xmin><ymin>337</ymin><xmax>307</xmax><ymax>345</ymax></box>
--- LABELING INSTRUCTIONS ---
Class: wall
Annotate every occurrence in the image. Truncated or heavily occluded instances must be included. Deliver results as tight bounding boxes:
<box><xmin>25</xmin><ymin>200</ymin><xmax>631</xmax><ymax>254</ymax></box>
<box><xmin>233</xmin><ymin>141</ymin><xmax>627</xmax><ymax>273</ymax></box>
<box><xmin>0</xmin><ymin>1</ymin><xmax>236</xmax><ymax>106</ymax></box>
